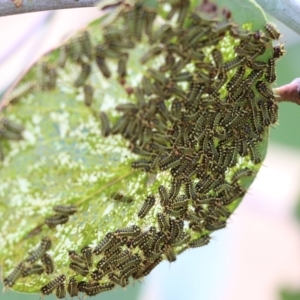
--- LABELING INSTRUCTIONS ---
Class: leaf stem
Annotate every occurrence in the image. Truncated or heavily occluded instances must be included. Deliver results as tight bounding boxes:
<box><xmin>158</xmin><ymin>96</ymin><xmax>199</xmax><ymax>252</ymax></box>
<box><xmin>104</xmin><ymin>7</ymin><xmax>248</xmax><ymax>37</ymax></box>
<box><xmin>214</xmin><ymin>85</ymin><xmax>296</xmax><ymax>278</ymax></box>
<box><xmin>273</xmin><ymin>78</ymin><xmax>300</xmax><ymax>105</ymax></box>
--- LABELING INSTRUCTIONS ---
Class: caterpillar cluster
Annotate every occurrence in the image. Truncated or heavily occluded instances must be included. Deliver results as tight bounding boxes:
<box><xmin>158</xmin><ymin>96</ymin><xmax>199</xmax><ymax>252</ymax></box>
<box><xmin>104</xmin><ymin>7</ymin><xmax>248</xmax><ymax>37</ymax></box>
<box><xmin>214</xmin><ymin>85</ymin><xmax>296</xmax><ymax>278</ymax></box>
<box><xmin>3</xmin><ymin>206</ymin><xmax>76</xmax><ymax>290</ymax></box>
<box><xmin>95</xmin><ymin>0</ymin><xmax>283</xmax><ymax>289</ymax></box>
<box><xmin>3</xmin><ymin>204</ymin><xmax>208</xmax><ymax>298</ymax></box>
<box><xmin>0</xmin><ymin>116</ymin><xmax>24</xmax><ymax>161</ymax></box>
<box><xmin>2</xmin><ymin>0</ymin><xmax>285</xmax><ymax>298</ymax></box>
<box><xmin>3</xmin><ymin>237</ymin><xmax>53</xmax><ymax>288</ymax></box>
<box><xmin>99</xmin><ymin>0</ymin><xmax>282</xmax><ymax>252</ymax></box>
<box><xmin>4</xmin><ymin>224</ymin><xmax>202</xmax><ymax>298</ymax></box>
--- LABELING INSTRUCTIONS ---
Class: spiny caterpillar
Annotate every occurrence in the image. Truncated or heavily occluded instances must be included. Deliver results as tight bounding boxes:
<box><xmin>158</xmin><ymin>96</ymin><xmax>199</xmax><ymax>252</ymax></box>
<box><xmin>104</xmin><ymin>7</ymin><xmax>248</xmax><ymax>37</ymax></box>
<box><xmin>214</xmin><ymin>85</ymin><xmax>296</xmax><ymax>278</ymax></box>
<box><xmin>40</xmin><ymin>274</ymin><xmax>66</xmax><ymax>295</ymax></box>
<box><xmin>45</xmin><ymin>204</ymin><xmax>77</xmax><ymax>228</ymax></box>
<box><xmin>0</xmin><ymin>116</ymin><xmax>24</xmax><ymax>161</ymax></box>
<box><xmin>1</xmin><ymin>0</ymin><xmax>285</xmax><ymax>298</ymax></box>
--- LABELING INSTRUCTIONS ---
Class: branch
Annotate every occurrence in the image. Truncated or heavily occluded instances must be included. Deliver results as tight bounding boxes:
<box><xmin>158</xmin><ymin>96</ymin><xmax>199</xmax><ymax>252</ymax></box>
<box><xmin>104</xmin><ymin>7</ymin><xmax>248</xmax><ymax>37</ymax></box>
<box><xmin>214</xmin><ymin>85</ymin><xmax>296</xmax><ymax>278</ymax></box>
<box><xmin>1</xmin><ymin>0</ymin><xmax>300</xmax><ymax>37</ymax></box>
<box><xmin>255</xmin><ymin>0</ymin><xmax>300</xmax><ymax>35</ymax></box>
<box><xmin>0</xmin><ymin>0</ymin><xmax>100</xmax><ymax>17</ymax></box>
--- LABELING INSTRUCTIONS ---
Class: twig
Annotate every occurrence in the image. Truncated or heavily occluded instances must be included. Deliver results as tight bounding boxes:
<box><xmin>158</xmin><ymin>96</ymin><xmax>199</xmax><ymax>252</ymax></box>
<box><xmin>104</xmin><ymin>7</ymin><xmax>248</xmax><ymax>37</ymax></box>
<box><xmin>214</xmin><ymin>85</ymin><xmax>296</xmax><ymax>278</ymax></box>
<box><xmin>256</xmin><ymin>0</ymin><xmax>300</xmax><ymax>35</ymax></box>
<box><xmin>0</xmin><ymin>0</ymin><xmax>100</xmax><ymax>17</ymax></box>
<box><xmin>1</xmin><ymin>0</ymin><xmax>300</xmax><ymax>37</ymax></box>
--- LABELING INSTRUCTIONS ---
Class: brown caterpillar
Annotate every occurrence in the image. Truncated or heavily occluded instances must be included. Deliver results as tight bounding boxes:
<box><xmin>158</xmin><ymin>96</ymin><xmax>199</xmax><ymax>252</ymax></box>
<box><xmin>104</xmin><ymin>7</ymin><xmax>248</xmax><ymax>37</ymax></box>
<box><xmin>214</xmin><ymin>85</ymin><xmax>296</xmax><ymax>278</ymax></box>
<box><xmin>85</xmin><ymin>282</ymin><xmax>115</xmax><ymax>296</ymax></box>
<box><xmin>26</xmin><ymin>237</ymin><xmax>52</xmax><ymax>263</ymax></box>
<box><xmin>55</xmin><ymin>283</ymin><xmax>66</xmax><ymax>299</ymax></box>
<box><xmin>69</xmin><ymin>262</ymin><xmax>89</xmax><ymax>276</ymax></box>
<box><xmin>83</xmin><ymin>84</ymin><xmax>94</xmax><ymax>107</ymax></box>
<box><xmin>265</xmin><ymin>22</ymin><xmax>281</xmax><ymax>40</ymax></box>
<box><xmin>189</xmin><ymin>235</ymin><xmax>211</xmax><ymax>248</ymax></box>
<box><xmin>41</xmin><ymin>253</ymin><xmax>54</xmax><ymax>274</ymax></box>
<box><xmin>40</xmin><ymin>274</ymin><xmax>66</xmax><ymax>296</ymax></box>
<box><xmin>138</xmin><ymin>195</ymin><xmax>156</xmax><ymax>218</ymax></box>
<box><xmin>53</xmin><ymin>205</ymin><xmax>77</xmax><ymax>215</ymax></box>
<box><xmin>93</xmin><ymin>232</ymin><xmax>116</xmax><ymax>255</ymax></box>
<box><xmin>3</xmin><ymin>262</ymin><xmax>25</xmax><ymax>287</ymax></box>
<box><xmin>67</xmin><ymin>277</ymin><xmax>79</xmax><ymax>298</ymax></box>
<box><xmin>99</xmin><ymin>111</ymin><xmax>111</xmax><ymax>137</ymax></box>
<box><xmin>45</xmin><ymin>214</ymin><xmax>69</xmax><ymax>228</ymax></box>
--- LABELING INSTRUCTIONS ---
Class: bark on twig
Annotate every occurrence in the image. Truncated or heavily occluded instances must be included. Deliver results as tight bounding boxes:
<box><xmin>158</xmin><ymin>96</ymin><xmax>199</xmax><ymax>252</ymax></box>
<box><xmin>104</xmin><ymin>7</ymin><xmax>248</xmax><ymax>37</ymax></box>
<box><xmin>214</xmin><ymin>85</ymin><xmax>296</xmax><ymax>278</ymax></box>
<box><xmin>0</xmin><ymin>0</ymin><xmax>100</xmax><ymax>17</ymax></box>
<box><xmin>1</xmin><ymin>0</ymin><xmax>300</xmax><ymax>37</ymax></box>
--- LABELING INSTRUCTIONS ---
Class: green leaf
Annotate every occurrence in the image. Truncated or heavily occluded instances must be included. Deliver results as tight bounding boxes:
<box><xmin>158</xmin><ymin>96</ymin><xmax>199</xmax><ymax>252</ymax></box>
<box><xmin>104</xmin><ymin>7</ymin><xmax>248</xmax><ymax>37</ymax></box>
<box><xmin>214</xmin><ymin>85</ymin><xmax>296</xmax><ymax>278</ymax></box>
<box><xmin>280</xmin><ymin>289</ymin><xmax>300</xmax><ymax>300</ymax></box>
<box><xmin>0</xmin><ymin>0</ymin><xmax>280</xmax><ymax>297</ymax></box>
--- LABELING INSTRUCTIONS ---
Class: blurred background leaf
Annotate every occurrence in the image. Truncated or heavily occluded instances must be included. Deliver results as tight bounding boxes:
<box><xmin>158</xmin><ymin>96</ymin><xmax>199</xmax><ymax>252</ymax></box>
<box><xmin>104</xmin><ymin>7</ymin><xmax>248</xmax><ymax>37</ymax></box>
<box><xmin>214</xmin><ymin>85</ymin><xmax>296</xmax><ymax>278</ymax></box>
<box><xmin>280</xmin><ymin>289</ymin><xmax>300</xmax><ymax>300</ymax></box>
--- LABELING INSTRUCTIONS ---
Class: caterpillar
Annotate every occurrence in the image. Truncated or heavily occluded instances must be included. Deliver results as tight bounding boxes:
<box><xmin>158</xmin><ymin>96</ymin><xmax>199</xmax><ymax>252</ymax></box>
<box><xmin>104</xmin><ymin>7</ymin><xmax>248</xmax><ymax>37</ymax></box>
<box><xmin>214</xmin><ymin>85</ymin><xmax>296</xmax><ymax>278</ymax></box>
<box><xmin>189</xmin><ymin>235</ymin><xmax>211</xmax><ymax>248</ymax></box>
<box><xmin>117</xmin><ymin>254</ymin><xmax>141</xmax><ymax>271</ymax></box>
<box><xmin>273</xmin><ymin>43</ymin><xmax>285</xmax><ymax>59</ymax></box>
<box><xmin>168</xmin><ymin>179</ymin><xmax>182</xmax><ymax>201</ymax></box>
<box><xmin>93</xmin><ymin>232</ymin><xmax>116</xmax><ymax>255</ymax></box>
<box><xmin>165</xmin><ymin>246</ymin><xmax>176</xmax><ymax>262</ymax></box>
<box><xmin>133</xmin><ymin>256</ymin><xmax>162</xmax><ymax>279</ymax></box>
<box><xmin>67</xmin><ymin>277</ymin><xmax>79</xmax><ymax>298</ymax></box>
<box><xmin>69</xmin><ymin>262</ymin><xmax>89</xmax><ymax>276</ymax></box>
<box><xmin>172</xmin><ymin>232</ymin><xmax>191</xmax><ymax>247</ymax></box>
<box><xmin>3</xmin><ymin>262</ymin><xmax>25</xmax><ymax>287</ymax></box>
<box><xmin>84</xmin><ymin>282</ymin><xmax>115</xmax><ymax>296</ymax></box>
<box><xmin>140</xmin><ymin>46</ymin><xmax>163</xmax><ymax>64</ymax></box>
<box><xmin>79</xmin><ymin>30</ymin><xmax>93</xmax><ymax>60</ymax></box>
<box><xmin>147</xmin><ymin>68</ymin><xmax>168</xmax><ymax>85</ymax></box>
<box><xmin>211</xmin><ymin>49</ymin><xmax>223</xmax><ymax>69</ymax></box>
<box><xmin>41</xmin><ymin>253</ymin><xmax>54</xmax><ymax>274</ymax></box>
<box><xmin>158</xmin><ymin>185</ymin><xmax>169</xmax><ymax>208</ymax></box>
<box><xmin>109</xmin><ymin>273</ymin><xmax>128</xmax><ymax>287</ymax></box>
<box><xmin>81</xmin><ymin>246</ymin><xmax>93</xmax><ymax>267</ymax></box>
<box><xmin>184</xmin><ymin>181</ymin><xmax>197</xmax><ymax>200</ymax></box>
<box><xmin>117</xmin><ymin>53</ymin><xmax>129</xmax><ymax>77</ymax></box>
<box><xmin>232</xmin><ymin>168</ymin><xmax>253</xmax><ymax>182</ymax></box>
<box><xmin>171</xmin><ymin>194</ymin><xmax>189</xmax><ymax>210</ymax></box>
<box><xmin>222</xmin><ymin>56</ymin><xmax>246</xmax><ymax>72</ymax></box>
<box><xmin>245</xmin><ymin>69</ymin><xmax>264</xmax><ymax>86</ymax></box>
<box><xmin>22</xmin><ymin>264</ymin><xmax>44</xmax><ymax>278</ymax></box>
<box><xmin>40</xmin><ymin>274</ymin><xmax>66</xmax><ymax>296</ymax></box>
<box><xmin>95</xmin><ymin>55</ymin><xmax>111</xmax><ymax>78</ymax></box>
<box><xmin>151</xmin><ymin>24</ymin><xmax>172</xmax><ymax>43</ymax></box>
<box><xmin>55</xmin><ymin>283</ymin><xmax>66</xmax><ymax>299</ymax></box>
<box><xmin>104</xmin><ymin>247</ymin><xmax>122</xmax><ymax>264</ymax></box>
<box><xmin>131</xmin><ymin>158</ymin><xmax>152</xmax><ymax>171</ymax></box>
<box><xmin>45</xmin><ymin>214</ymin><xmax>69</xmax><ymax>228</ymax></box>
<box><xmin>169</xmin><ymin>218</ymin><xmax>183</xmax><ymax>242</ymax></box>
<box><xmin>115</xmin><ymin>225</ymin><xmax>141</xmax><ymax>237</ymax></box>
<box><xmin>83</xmin><ymin>84</ymin><xmax>94</xmax><ymax>107</ymax></box>
<box><xmin>25</xmin><ymin>237</ymin><xmax>52</xmax><ymax>263</ymax></box>
<box><xmin>160</xmin><ymin>52</ymin><xmax>176</xmax><ymax>72</ymax></box>
<box><xmin>157</xmin><ymin>212</ymin><xmax>170</xmax><ymax>232</ymax></box>
<box><xmin>138</xmin><ymin>195</ymin><xmax>156</xmax><ymax>218</ymax></box>
<box><xmin>265</xmin><ymin>58</ymin><xmax>276</xmax><ymax>83</ymax></box>
<box><xmin>0</xmin><ymin>117</ymin><xmax>24</xmax><ymax>134</ymax></box>
<box><xmin>99</xmin><ymin>111</ymin><xmax>111</xmax><ymax>137</ymax></box>
<box><xmin>265</xmin><ymin>22</ymin><xmax>281</xmax><ymax>40</ymax></box>
<box><xmin>74</xmin><ymin>63</ymin><xmax>91</xmax><ymax>87</ymax></box>
<box><xmin>53</xmin><ymin>205</ymin><xmax>77</xmax><ymax>215</ymax></box>
<box><xmin>144</xmin><ymin>9</ymin><xmax>156</xmax><ymax>39</ymax></box>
